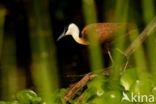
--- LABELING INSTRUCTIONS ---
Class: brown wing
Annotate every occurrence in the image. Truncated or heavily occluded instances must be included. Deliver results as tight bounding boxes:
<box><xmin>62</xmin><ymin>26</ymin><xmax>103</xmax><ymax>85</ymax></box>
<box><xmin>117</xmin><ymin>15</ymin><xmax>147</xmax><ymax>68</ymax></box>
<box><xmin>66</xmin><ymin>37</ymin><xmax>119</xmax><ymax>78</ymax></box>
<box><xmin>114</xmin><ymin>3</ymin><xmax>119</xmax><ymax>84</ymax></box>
<box><xmin>81</xmin><ymin>23</ymin><xmax>136</xmax><ymax>43</ymax></box>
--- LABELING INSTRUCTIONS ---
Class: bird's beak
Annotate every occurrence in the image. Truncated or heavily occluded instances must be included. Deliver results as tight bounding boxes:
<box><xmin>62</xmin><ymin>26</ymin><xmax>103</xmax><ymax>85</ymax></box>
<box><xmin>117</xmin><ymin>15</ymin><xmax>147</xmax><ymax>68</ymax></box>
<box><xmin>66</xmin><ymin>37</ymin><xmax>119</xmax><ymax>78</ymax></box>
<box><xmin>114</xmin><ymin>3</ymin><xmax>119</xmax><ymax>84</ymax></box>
<box><xmin>57</xmin><ymin>31</ymin><xmax>66</xmax><ymax>41</ymax></box>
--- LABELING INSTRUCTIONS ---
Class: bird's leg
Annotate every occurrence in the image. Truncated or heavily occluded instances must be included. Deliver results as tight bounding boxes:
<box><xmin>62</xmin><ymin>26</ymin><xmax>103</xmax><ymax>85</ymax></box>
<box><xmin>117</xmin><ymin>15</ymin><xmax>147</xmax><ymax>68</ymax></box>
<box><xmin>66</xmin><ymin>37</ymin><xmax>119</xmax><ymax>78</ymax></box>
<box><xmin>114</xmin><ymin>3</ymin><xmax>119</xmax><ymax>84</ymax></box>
<box><xmin>105</xmin><ymin>44</ymin><xmax>114</xmax><ymax>64</ymax></box>
<box><xmin>115</xmin><ymin>48</ymin><xmax>129</xmax><ymax>72</ymax></box>
<box><xmin>123</xmin><ymin>59</ymin><xmax>129</xmax><ymax>72</ymax></box>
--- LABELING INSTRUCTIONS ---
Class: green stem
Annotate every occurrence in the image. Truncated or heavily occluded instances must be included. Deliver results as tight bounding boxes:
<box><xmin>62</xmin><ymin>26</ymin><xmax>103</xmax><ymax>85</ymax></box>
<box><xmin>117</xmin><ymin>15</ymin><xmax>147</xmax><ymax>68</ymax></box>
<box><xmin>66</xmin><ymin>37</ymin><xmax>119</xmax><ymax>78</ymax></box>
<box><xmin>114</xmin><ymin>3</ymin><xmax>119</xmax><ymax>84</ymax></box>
<box><xmin>28</xmin><ymin>0</ymin><xmax>59</xmax><ymax>103</ymax></box>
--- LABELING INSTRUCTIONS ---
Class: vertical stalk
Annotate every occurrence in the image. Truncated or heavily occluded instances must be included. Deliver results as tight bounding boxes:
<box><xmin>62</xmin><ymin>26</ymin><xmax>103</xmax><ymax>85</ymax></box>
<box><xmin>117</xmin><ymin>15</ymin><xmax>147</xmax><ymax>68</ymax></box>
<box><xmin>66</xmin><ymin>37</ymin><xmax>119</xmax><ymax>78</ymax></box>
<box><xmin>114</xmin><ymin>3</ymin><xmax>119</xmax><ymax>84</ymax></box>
<box><xmin>82</xmin><ymin>0</ymin><xmax>103</xmax><ymax>73</ymax></box>
<box><xmin>128</xmin><ymin>30</ymin><xmax>148</xmax><ymax>80</ymax></box>
<box><xmin>82</xmin><ymin>0</ymin><xmax>104</xmax><ymax>103</ymax></box>
<box><xmin>1</xmin><ymin>36</ymin><xmax>18</xmax><ymax>99</ymax></box>
<box><xmin>0</xmin><ymin>7</ymin><xmax>18</xmax><ymax>99</ymax></box>
<box><xmin>0</xmin><ymin>6</ymin><xmax>6</xmax><ymax>62</ymax></box>
<box><xmin>142</xmin><ymin>0</ymin><xmax>156</xmax><ymax>77</ymax></box>
<box><xmin>28</xmin><ymin>0</ymin><xmax>58</xmax><ymax>104</ymax></box>
<box><xmin>0</xmin><ymin>7</ymin><xmax>5</xmax><ymax>99</ymax></box>
<box><xmin>111</xmin><ymin>0</ymin><xmax>129</xmax><ymax>82</ymax></box>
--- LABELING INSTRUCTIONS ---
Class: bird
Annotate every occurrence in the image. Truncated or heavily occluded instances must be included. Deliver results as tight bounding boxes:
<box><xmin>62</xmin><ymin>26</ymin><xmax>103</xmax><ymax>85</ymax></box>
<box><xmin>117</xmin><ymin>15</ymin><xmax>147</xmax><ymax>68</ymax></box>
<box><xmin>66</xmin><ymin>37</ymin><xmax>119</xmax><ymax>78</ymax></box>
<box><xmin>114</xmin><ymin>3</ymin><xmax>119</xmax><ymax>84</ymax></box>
<box><xmin>57</xmin><ymin>23</ymin><xmax>135</xmax><ymax>45</ymax></box>
<box><xmin>57</xmin><ymin>23</ymin><xmax>136</xmax><ymax>64</ymax></box>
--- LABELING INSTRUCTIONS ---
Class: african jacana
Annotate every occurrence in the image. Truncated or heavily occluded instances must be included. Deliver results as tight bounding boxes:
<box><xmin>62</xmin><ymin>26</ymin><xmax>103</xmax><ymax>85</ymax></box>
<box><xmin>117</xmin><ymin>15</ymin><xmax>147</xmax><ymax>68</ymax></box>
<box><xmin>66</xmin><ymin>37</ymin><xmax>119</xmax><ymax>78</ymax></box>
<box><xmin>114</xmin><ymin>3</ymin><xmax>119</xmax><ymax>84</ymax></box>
<box><xmin>57</xmin><ymin>23</ymin><xmax>135</xmax><ymax>45</ymax></box>
<box><xmin>57</xmin><ymin>23</ymin><xmax>136</xmax><ymax>64</ymax></box>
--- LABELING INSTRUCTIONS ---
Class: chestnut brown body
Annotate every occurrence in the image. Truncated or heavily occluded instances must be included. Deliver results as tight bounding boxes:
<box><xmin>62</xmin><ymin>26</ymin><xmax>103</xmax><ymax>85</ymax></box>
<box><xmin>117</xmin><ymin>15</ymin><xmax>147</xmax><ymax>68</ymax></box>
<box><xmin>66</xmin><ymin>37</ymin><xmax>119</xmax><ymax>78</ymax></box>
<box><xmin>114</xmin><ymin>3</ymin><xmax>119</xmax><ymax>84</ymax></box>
<box><xmin>81</xmin><ymin>23</ymin><xmax>135</xmax><ymax>44</ymax></box>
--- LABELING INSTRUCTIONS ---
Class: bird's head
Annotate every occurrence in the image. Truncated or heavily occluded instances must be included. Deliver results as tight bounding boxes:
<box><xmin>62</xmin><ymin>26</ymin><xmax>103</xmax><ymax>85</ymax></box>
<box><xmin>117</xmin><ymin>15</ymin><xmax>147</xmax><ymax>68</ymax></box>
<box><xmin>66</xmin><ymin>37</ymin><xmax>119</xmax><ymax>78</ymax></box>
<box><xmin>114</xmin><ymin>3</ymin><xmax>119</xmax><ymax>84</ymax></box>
<box><xmin>57</xmin><ymin>23</ymin><xmax>79</xmax><ymax>41</ymax></box>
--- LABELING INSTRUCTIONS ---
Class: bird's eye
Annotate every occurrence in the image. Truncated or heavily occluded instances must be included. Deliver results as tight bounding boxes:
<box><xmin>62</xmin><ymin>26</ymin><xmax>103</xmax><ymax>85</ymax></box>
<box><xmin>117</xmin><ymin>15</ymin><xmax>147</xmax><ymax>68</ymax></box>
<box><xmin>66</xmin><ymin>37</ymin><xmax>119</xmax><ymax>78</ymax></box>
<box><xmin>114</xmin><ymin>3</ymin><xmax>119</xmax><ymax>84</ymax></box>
<box><xmin>64</xmin><ymin>25</ymin><xmax>68</xmax><ymax>33</ymax></box>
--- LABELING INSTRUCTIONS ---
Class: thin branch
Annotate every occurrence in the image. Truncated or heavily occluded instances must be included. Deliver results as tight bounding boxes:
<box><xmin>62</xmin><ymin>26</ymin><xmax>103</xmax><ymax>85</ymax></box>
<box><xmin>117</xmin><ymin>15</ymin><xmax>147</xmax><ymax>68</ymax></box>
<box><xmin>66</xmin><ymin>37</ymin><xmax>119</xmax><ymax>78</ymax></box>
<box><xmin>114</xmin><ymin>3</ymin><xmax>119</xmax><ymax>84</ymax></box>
<box><xmin>64</xmin><ymin>69</ymin><xmax>110</xmax><ymax>102</ymax></box>
<box><xmin>124</xmin><ymin>17</ymin><xmax>156</xmax><ymax>57</ymax></box>
<box><xmin>64</xmin><ymin>72</ymin><xmax>96</xmax><ymax>101</ymax></box>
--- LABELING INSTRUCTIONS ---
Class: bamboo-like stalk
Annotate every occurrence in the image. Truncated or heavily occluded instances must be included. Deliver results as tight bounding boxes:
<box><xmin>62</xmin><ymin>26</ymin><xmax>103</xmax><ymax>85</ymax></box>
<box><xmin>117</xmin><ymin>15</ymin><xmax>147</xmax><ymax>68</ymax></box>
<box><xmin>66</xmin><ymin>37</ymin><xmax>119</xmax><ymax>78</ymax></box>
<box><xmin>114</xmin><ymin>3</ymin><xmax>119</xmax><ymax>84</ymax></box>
<box><xmin>28</xmin><ymin>0</ymin><xmax>59</xmax><ymax>104</ymax></box>
<box><xmin>128</xmin><ymin>29</ymin><xmax>148</xmax><ymax>80</ymax></box>
<box><xmin>110</xmin><ymin>0</ymin><xmax>129</xmax><ymax>82</ymax></box>
<box><xmin>142</xmin><ymin>0</ymin><xmax>156</xmax><ymax>77</ymax></box>
<box><xmin>82</xmin><ymin>0</ymin><xmax>104</xmax><ymax>104</ymax></box>
<box><xmin>0</xmin><ymin>7</ymin><xmax>19</xmax><ymax>99</ymax></box>
<box><xmin>0</xmin><ymin>6</ymin><xmax>6</xmax><ymax>62</ymax></box>
<box><xmin>0</xmin><ymin>7</ymin><xmax>5</xmax><ymax>98</ymax></box>
<box><xmin>82</xmin><ymin>0</ymin><xmax>104</xmax><ymax>72</ymax></box>
<box><xmin>1</xmin><ymin>37</ymin><xmax>18</xmax><ymax>99</ymax></box>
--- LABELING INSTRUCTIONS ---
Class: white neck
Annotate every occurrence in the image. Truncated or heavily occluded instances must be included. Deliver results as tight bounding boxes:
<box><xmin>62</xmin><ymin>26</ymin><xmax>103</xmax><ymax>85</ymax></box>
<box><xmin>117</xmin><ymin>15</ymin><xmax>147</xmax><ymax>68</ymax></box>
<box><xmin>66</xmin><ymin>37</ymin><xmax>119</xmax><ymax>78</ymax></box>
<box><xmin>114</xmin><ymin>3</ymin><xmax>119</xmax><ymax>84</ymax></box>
<box><xmin>66</xmin><ymin>23</ymin><xmax>88</xmax><ymax>45</ymax></box>
<box><xmin>72</xmin><ymin>33</ymin><xmax>88</xmax><ymax>45</ymax></box>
